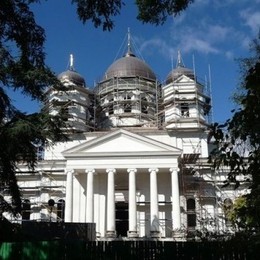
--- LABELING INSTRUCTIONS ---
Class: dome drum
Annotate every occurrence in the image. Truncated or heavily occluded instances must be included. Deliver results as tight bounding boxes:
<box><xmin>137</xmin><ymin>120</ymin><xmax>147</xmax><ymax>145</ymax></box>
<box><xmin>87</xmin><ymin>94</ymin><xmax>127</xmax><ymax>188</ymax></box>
<box><xmin>96</xmin><ymin>77</ymin><xmax>157</xmax><ymax>98</ymax></box>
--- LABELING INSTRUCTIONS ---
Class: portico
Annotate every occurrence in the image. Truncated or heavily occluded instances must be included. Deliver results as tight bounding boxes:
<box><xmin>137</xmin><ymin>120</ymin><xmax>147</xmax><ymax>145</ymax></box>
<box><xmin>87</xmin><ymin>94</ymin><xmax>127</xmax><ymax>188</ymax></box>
<box><xmin>62</xmin><ymin>129</ymin><xmax>182</xmax><ymax>239</ymax></box>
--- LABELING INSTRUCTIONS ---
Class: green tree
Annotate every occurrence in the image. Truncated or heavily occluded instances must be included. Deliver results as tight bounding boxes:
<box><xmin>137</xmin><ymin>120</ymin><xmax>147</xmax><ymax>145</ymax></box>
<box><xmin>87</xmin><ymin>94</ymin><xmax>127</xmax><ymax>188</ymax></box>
<box><xmin>0</xmin><ymin>0</ymin><xmax>69</xmax><ymax>215</ymax></box>
<box><xmin>73</xmin><ymin>0</ymin><xmax>194</xmax><ymax>30</ymax></box>
<box><xmin>225</xmin><ymin>197</ymin><xmax>253</xmax><ymax>230</ymax></box>
<box><xmin>209</xmin><ymin>35</ymin><xmax>260</xmax><ymax>232</ymax></box>
<box><xmin>0</xmin><ymin>0</ymin><xmax>193</xmax><ymax>217</ymax></box>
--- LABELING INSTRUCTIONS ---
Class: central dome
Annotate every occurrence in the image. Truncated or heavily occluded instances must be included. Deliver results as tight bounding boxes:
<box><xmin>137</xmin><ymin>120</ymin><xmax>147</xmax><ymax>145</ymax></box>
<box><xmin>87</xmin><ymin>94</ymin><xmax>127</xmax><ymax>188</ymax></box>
<box><xmin>102</xmin><ymin>52</ymin><xmax>156</xmax><ymax>81</ymax></box>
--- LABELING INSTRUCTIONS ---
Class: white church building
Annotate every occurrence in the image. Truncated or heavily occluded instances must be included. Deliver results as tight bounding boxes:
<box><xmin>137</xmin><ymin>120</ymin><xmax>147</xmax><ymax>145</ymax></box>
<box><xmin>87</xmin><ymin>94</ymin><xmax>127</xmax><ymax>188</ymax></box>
<box><xmin>7</xmin><ymin>33</ymin><xmax>247</xmax><ymax>240</ymax></box>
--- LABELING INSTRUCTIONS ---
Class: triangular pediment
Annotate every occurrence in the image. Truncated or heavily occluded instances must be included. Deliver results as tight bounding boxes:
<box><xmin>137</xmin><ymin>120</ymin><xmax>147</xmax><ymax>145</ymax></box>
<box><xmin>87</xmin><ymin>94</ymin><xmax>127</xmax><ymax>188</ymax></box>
<box><xmin>63</xmin><ymin>129</ymin><xmax>181</xmax><ymax>158</ymax></box>
<box><xmin>174</xmin><ymin>74</ymin><xmax>195</xmax><ymax>83</ymax></box>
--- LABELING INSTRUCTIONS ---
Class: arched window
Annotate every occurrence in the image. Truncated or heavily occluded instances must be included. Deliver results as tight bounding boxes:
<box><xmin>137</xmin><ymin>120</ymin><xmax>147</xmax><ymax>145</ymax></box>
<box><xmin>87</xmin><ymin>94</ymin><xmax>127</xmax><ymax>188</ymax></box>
<box><xmin>22</xmin><ymin>199</ymin><xmax>31</xmax><ymax>220</ymax></box>
<box><xmin>187</xmin><ymin>198</ymin><xmax>196</xmax><ymax>211</ymax></box>
<box><xmin>57</xmin><ymin>199</ymin><xmax>65</xmax><ymax>222</ymax></box>
<box><xmin>223</xmin><ymin>198</ymin><xmax>233</xmax><ymax>226</ymax></box>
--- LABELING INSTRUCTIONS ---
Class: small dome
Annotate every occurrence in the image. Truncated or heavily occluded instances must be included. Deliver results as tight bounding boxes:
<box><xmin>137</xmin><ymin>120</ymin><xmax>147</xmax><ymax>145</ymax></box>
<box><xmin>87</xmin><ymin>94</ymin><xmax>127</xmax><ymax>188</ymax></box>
<box><xmin>166</xmin><ymin>51</ymin><xmax>195</xmax><ymax>84</ymax></box>
<box><xmin>166</xmin><ymin>66</ymin><xmax>194</xmax><ymax>84</ymax></box>
<box><xmin>102</xmin><ymin>52</ymin><xmax>156</xmax><ymax>81</ymax></box>
<box><xmin>58</xmin><ymin>69</ymin><xmax>86</xmax><ymax>87</ymax></box>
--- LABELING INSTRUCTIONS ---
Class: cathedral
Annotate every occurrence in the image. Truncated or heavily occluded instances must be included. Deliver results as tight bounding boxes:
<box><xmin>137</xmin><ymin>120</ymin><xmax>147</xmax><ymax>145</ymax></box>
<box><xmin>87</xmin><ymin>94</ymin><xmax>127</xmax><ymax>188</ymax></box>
<box><xmin>6</xmin><ymin>32</ymin><xmax>247</xmax><ymax>241</ymax></box>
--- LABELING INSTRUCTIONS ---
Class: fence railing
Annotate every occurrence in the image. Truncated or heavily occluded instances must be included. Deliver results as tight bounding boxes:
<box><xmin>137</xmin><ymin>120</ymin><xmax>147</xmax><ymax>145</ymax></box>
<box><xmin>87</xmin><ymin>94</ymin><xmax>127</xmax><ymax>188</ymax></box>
<box><xmin>0</xmin><ymin>240</ymin><xmax>253</xmax><ymax>260</ymax></box>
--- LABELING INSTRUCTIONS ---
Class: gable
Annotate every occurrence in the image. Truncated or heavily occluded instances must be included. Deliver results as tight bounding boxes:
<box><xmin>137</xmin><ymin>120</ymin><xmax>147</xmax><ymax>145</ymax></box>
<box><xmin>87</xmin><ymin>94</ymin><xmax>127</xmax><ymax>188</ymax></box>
<box><xmin>84</xmin><ymin>135</ymin><xmax>165</xmax><ymax>153</ymax></box>
<box><xmin>62</xmin><ymin>129</ymin><xmax>181</xmax><ymax>158</ymax></box>
<box><xmin>174</xmin><ymin>74</ymin><xmax>195</xmax><ymax>83</ymax></box>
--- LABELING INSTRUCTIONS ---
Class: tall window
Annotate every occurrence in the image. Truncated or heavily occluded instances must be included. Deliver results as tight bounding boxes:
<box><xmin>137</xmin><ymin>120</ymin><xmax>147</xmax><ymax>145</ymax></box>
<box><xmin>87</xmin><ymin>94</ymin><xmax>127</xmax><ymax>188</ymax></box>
<box><xmin>108</xmin><ymin>98</ymin><xmax>114</xmax><ymax>115</ymax></box>
<box><xmin>223</xmin><ymin>198</ymin><xmax>233</xmax><ymax>226</ymax></box>
<box><xmin>22</xmin><ymin>199</ymin><xmax>31</xmax><ymax>220</ymax></box>
<box><xmin>141</xmin><ymin>97</ymin><xmax>148</xmax><ymax>114</ymax></box>
<box><xmin>187</xmin><ymin>198</ymin><xmax>196</xmax><ymax>211</ymax></box>
<box><xmin>108</xmin><ymin>104</ymin><xmax>114</xmax><ymax>115</ymax></box>
<box><xmin>124</xmin><ymin>94</ymin><xmax>132</xmax><ymax>113</ymax></box>
<box><xmin>187</xmin><ymin>198</ymin><xmax>196</xmax><ymax>228</ymax></box>
<box><xmin>57</xmin><ymin>199</ymin><xmax>65</xmax><ymax>222</ymax></box>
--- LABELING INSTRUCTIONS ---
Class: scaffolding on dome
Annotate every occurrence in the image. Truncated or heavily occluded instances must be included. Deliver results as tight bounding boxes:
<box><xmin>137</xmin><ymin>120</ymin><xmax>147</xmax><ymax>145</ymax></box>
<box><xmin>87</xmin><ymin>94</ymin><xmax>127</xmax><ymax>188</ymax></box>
<box><xmin>94</xmin><ymin>76</ymin><xmax>160</xmax><ymax>128</ymax></box>
<box><xmin>157</xmin><ymin>75</ymin><xmax>212</xmax><ymax>131</ymax></box>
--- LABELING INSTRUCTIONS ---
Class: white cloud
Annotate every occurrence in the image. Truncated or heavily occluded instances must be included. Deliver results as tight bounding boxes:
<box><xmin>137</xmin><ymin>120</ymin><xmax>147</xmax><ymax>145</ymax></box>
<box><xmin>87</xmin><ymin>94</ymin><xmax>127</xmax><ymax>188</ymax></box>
<box><xmin>169</xmin><ymin>23</ymin><xmax>227</xmax><ymax>55</ymax></box>
<box><xmin>211</xmin><ymin>0</ymin><xmax>242</xmax><ymax>8</ymax></box>
<box><xmin>138</xmin><ymin>2</ymin><xmax>260</xmax><ymax>64</ymax></box>
<box><xmin>207</xmin><ymin>25</ymin><xmax>230</xmax><ymax>42</ymax></box>
<box><xmin>181</xmin><ymin>36</ymin><xmax>219</xmax><ymax>54</ymax></box>
<box><xmin>240</xmin><ymin>36</ymin><xmax>251</xmax><ymax>50</ymax></box>
<box><xmin>172</xmin><ymin>13</ymin><xmax>186</xmax><ymax>25</ymax></box>
<box><xmin>139</xmin><ymin>38</ymin><xmax>175</xmax><ymax>58</ymax></box>
<box><xmin>196</xmin><ymin>0</ymin><xmax>209</xmax><ymax>4</ymax></box>
<box><xmin>138</xmin><ymin>22</ymin><xmax>227</xmax><ymax>60</ymax></box>
<box><xmin>240</xmin><ymin>9</ymin><xmax>260</xmax><ymax>34</ymax></box>
<box><xmin>225</xmin><ymin>51</ymin><xmax>234</xmax><ymax>60</ymax></box>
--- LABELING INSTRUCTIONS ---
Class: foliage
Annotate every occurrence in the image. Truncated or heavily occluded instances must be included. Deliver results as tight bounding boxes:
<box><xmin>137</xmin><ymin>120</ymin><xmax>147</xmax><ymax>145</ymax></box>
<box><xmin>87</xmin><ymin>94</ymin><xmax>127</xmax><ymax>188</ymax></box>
<box><xmin>0</xmin><ymin>0</ymin><xmax>66</xmax><ymax>216</ymax></box>
<box><xmin>209</xmin><ymin>35</ymin><xmax>260</xmax><ymax>231</ymax></box>
<box><xmin>225</xmin><ymin>196</ymin><xmax>255</xmax><ymax>230</ymax></box>
<box><xmin>72</xmin><ymin>0</ymin><xmax>194</xmax><ymax>30</ymax></box>
<box><xmin>136</xmin><ymin>0</ymin><xmax>194</xmax><ymax>25</ymax></box>
<box><xmin>72</xmin><ymin>0</ymin><xmax>123</xmax><ymax>31</ymax></box>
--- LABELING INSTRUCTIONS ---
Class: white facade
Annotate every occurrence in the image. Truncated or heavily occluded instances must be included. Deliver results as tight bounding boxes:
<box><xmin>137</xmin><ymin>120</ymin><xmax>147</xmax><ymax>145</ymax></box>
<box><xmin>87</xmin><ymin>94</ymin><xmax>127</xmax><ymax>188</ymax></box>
<box><xmin>5</xmin><ymin>41</ymin><xmax>247</xmax><ymax>241</ymax></box>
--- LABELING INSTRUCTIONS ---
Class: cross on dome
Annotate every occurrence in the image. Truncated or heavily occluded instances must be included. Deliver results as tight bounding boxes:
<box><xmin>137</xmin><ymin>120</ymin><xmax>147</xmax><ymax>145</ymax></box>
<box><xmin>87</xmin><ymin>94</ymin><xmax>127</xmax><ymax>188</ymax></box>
<box><xmin>176</xmin><ymin>50</ymin><xmax>185</xmax><ymax>68</ymax></box>
<box><xmin>125</xmin><ymin>27</ymin><xmax>135</xmax><ymax>57</ymax></box>
<box><xmin>69</xmin><ymin>54</ymin><xmax>75</xmax><ymax>71</ymax></box>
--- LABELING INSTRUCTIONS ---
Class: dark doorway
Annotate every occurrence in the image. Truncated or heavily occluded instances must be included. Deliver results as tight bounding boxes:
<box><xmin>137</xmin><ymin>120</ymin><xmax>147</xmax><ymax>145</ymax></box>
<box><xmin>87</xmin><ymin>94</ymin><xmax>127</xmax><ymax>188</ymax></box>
<box><xmin>116</xmin><ymin>202</ymin><xmax>128</xmax><ymax>237</ymax></box>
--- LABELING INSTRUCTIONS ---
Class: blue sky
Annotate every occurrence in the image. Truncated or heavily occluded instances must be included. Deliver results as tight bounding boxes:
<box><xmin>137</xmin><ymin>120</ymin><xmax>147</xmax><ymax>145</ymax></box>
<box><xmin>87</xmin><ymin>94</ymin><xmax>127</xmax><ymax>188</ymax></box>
<box><xmin>12</xmin><ymin>0</ymin><xmax>260</xmax><ymax>123</ymax></box>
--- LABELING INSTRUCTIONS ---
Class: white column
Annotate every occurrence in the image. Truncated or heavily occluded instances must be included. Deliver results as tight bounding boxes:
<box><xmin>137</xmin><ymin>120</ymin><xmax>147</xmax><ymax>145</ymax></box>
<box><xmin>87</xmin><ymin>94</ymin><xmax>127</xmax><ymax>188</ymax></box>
<box><xmin>170</xmin><ymin>168</ymin><xmax>181</xmax><ymax>232</ymax></box>
<box><xmin>149</xmin><ymin>168</ymin><xmax>160</xmax><ymax>237</ymax></box>
<box><xmin>65</xmin><ymin>169</ymin><xmax>74</xmax><ymax>222</ymax></box>
<box><xmin>85</xmin><ymin>169</ymin><xmax>95</xmax><ymax>223</ymax></box>
<box><xmin>127</xmin><ymin>168</ymin><xmax>138</xmax><ymax>237</ymax></box>
<box><xmin>106</xmin><ymin>168</ymin><xmax>116</xmax><ymax>237</ymax></box>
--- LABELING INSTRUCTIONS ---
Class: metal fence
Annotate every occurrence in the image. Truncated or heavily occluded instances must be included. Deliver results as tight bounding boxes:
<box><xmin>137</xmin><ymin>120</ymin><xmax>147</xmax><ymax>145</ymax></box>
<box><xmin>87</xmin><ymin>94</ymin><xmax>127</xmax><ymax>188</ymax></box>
<box><xmin>0</xmin><ymin>240</ymin><xmax>254</xmax><ymax>260</ymax></box>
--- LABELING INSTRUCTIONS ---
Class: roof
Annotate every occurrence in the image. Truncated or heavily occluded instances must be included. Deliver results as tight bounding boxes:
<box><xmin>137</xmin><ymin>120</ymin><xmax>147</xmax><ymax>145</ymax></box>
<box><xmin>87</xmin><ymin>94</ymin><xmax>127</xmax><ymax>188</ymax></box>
<box><xmin>166</xmin><ymin>51</ymin><xmax>195</xmax><ymax>84</ymax></box>
<box><xmin>58</xmin><ymin>69</ymin><xmax>86</xmax><ymax>87</ymax></box>
<box><xmin>166</xmin><ymin>66</ymin><xmax>195</xmax><ymax>84</ymax></box>
<box><xmin>102</xmin><ymin>52</ymin><xmax>156</xmax><ymax>81</ymax></box>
